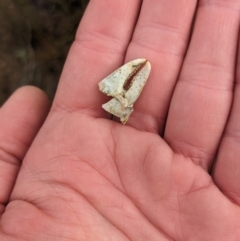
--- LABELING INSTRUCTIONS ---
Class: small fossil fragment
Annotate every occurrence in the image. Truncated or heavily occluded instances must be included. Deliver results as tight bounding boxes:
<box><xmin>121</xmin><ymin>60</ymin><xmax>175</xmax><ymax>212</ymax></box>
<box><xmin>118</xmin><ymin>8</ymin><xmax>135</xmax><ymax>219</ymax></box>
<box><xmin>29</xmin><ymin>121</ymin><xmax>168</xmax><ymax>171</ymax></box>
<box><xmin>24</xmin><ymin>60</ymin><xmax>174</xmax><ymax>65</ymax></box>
<box><xmin>98</xmin><ymin>59</ymin><xmax>151</xmax><ymax>124</ymax></box>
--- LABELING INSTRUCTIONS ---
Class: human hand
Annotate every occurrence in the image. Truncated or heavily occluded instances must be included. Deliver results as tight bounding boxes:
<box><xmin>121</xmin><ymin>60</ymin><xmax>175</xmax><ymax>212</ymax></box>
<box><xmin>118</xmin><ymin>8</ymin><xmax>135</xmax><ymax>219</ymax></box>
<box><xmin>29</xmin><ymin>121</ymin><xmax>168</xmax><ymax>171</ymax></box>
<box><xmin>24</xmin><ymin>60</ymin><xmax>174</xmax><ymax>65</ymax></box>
<box><xmin>1</xmin><ymin>0</ymin><xmax>240</xmax><ymax>240</ymax></box>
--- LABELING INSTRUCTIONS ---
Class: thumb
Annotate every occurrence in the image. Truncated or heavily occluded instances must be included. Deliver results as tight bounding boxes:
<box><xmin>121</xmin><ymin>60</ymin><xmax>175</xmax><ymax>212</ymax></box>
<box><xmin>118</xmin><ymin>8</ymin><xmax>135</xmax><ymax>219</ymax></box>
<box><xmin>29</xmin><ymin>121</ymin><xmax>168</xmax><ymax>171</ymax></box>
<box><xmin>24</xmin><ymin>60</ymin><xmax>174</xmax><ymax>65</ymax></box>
<box><xmin>0</xmin><ymin>86</ymin><xmax>50</xmax><ymax>214</ymax></box>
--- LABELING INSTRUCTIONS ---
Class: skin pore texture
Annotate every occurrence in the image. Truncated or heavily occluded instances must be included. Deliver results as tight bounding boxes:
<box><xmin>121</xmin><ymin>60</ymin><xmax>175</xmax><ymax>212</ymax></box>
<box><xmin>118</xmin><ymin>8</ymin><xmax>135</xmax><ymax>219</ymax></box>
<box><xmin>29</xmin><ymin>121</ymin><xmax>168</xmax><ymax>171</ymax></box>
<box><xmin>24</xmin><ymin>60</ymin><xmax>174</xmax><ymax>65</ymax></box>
<box><xmin>1</xmin><ymin>0</ymin><xmax>240</xmax><ymax>240</ymax></box>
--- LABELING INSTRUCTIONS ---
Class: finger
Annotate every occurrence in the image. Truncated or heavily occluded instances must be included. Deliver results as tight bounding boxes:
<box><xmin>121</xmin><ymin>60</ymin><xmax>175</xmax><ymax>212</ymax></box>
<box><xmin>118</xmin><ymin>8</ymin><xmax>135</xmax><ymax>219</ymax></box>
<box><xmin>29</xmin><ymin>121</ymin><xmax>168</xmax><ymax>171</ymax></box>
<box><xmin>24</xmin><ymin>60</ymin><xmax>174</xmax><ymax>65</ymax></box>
<box><xmin>0</xmin><ymin>86</ymin><xmax>50</xmax><ymax>213</ymax></box>
<box><xmin>52</xmin><ymin>0</ymin><xmax>142</xmax><ymax>119</ymax></box>
<box><xmin>165</xmin><ymin>0</ymin><xmax>240</xmax><ymax>170</ymax></box>
<box><xmin>124</xmin><ymin>0</ymin><xmax>197</xmax><ymax>133</ymax></box>
<box><xmin>213</xmin><ymin>38</ymin><xmax>240</xmax><ymax>205</ymax></box>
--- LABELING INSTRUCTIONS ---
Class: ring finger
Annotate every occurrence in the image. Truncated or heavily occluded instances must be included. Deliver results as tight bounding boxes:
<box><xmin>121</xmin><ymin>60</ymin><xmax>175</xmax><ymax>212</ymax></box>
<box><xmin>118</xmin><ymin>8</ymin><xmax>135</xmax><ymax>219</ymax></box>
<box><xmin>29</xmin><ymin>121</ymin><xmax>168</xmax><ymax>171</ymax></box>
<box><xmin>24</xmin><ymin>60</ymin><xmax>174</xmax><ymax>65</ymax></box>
<box><xmin>165</xmin><ymin>0</ymin><xmax>240</xmax><ymax>170</ymax></box>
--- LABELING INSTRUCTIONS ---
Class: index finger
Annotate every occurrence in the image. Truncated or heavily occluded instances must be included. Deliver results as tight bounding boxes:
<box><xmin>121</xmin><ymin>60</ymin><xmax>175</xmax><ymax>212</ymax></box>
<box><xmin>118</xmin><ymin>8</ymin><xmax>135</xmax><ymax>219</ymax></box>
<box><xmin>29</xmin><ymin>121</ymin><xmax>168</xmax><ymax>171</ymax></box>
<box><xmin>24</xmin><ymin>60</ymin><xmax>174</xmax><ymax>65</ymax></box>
<box><xmin>52</xmin><ymin>0</ymin><xmax>142</xmax><ymax>118</ymax></box>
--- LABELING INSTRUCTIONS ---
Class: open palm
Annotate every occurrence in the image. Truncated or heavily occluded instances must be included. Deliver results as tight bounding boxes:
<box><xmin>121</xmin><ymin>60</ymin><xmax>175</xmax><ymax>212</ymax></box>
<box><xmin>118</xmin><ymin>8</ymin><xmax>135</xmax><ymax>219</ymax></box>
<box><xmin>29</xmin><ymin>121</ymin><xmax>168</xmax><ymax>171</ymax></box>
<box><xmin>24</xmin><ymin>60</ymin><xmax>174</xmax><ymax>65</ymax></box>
<box><xmin>1</xmin><ymin>0</ymin><xmax>240</xmax><ymax>240</ymax></box>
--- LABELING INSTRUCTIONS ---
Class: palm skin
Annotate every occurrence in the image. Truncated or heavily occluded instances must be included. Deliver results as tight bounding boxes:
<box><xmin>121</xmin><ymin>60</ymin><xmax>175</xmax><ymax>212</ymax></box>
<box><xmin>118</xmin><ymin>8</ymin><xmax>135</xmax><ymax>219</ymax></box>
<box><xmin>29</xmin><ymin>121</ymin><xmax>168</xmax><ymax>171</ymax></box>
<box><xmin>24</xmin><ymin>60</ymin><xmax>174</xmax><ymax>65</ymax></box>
<box><xmin>1</xmin><ymin>0</ymin><xmax>240</xmax><ymax>240</ymax></box>
<box><xmin>1</xmin><ymin>110</ymin><xmax>240</xmax><ymax>241</ymax></box>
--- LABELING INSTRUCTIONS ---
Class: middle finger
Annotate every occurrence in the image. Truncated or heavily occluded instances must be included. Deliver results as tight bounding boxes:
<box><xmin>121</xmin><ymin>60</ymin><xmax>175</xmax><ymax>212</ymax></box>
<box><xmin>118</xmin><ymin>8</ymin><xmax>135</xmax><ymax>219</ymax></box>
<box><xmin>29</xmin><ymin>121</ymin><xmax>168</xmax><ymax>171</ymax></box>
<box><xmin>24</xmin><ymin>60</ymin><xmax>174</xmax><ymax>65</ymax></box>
<box><xmin>125</xmin><ymin>0</ymin><xmax>197</xmax><ymax>133</ymax></box>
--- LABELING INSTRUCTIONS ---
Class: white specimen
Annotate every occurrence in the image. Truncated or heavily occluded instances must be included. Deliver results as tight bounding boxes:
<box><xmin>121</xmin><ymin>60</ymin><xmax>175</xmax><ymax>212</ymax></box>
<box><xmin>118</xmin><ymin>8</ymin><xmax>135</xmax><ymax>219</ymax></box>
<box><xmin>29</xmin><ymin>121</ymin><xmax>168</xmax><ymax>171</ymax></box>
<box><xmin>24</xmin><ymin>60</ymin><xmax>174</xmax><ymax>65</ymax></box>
<box><xmin>98</xmin><ymin>58</ymin><xmax>151</xmax><ymax>124</ymax></box>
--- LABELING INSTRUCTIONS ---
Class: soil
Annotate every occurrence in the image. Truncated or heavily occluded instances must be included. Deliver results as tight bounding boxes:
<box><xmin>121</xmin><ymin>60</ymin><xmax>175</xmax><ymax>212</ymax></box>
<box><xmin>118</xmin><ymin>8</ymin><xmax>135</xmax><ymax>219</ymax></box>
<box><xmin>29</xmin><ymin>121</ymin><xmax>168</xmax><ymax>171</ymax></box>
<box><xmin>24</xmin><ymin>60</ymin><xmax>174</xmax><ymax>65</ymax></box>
<box><xmin>0</xmin><ymin>0</ymin><xmax>89</xmax><ymax>105</ymax></box>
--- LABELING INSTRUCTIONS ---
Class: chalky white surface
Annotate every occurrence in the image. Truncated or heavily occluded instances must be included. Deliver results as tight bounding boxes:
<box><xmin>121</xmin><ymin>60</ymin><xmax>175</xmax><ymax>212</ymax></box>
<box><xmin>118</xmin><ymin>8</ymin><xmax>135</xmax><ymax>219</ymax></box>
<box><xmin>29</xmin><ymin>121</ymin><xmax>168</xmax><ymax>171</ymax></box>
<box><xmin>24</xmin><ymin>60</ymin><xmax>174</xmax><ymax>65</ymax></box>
<box><xmin>99</xmin><ymin>59</ymin><xmax>151</xmax><ymax>124</ymax></box>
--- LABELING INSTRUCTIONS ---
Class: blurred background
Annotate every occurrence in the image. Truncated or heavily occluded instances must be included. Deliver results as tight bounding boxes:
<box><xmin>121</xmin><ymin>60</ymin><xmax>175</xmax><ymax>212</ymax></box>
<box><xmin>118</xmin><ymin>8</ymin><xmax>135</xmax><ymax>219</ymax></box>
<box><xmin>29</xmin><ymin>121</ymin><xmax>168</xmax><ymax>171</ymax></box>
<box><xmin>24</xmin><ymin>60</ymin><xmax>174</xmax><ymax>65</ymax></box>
<box><xmin>0</xmin><ymin>0</ymin><xmax>89</xmax><ymax>105</ymax></box>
